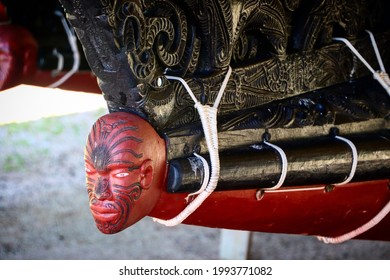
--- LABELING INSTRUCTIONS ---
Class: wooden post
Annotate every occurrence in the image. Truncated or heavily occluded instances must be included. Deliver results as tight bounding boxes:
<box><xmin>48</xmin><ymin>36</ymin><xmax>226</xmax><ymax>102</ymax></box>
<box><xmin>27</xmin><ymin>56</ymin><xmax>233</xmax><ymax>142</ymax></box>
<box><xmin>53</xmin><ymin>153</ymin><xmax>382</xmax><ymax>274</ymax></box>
<box><xmin>219</xmin><ymin>229</ymin><xmax>252</xmax><ymax>260</ymax></box>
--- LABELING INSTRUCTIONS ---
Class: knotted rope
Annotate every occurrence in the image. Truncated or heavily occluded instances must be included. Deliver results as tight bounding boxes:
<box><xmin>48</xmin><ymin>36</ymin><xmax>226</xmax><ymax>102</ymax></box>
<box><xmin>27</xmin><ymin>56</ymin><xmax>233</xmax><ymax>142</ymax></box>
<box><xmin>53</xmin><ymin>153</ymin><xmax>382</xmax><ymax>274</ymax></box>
<box><xmin>316</xmin><ymin>36</ymin><xmax>390</xmax><ymax>242</ymax></box>
<box><xmin>153</xmin><ymin>67</ymin><xmax>232</xmax><ymax>226</ymax></box>
<box><xmin>334</xmin><ymin>30</ymin><xmax>390</xmax><ymax>96</ymax></box>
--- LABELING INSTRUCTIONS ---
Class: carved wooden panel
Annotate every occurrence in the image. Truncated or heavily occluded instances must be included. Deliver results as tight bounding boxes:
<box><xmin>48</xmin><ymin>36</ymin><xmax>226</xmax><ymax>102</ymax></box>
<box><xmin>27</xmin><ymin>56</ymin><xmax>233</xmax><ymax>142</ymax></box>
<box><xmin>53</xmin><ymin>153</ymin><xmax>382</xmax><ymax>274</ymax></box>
<box><xmin>60</xmin><ymin>0</ymin><xmax>390</xmax><ymax>132</ymax></box>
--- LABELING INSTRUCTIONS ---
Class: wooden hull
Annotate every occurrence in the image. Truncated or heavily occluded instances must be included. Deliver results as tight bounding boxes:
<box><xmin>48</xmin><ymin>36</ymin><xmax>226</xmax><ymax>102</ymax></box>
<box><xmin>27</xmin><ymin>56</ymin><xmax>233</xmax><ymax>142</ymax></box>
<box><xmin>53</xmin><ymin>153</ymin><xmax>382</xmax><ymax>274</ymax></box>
<box><xmin>151</xmin><ymin>180</ymin><xmax>390</xmax><ymax>241</ymax></box>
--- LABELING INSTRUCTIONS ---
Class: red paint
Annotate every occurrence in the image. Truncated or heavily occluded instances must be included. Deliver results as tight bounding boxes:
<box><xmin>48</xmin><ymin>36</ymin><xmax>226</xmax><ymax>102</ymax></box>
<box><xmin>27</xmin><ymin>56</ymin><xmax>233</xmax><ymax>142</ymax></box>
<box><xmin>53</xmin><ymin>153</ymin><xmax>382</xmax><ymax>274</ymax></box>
<box><xmin>85</xmin><ymin>112</ymin><xmax>167</xmax><ymax>234</ymax></box>
<box><xmin>0</xmin><ymin>5</ymin><xmax>38</xmax><ymax>90</ymax></box>
<box><xmin>31</xmin><ymin>70</ymin><xmax>101</xmax><ymax>93</ymax></box>
<box><xmin>0</xmin><ymin>2</ymin><xmax>7</xmax><ymax>22</ymax></box>
<box><xmin>0</xmin><ymin>3</ymin><xmax>99</xmax><ymax>93</ymax></box>
<box><xmin>150</xmin><ymin>180</ymin><xmax>390</xmax><ymax>241</ymax></box>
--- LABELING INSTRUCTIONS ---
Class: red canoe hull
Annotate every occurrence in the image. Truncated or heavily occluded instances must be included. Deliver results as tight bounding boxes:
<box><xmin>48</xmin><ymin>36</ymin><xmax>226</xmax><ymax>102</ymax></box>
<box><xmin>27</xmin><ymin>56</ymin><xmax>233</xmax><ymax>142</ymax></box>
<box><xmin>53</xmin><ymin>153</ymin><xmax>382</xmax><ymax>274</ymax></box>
<box><xmin>150</xmin><ymin>180</ymin><xmax>390</xmax><ymax>241</ymax></box>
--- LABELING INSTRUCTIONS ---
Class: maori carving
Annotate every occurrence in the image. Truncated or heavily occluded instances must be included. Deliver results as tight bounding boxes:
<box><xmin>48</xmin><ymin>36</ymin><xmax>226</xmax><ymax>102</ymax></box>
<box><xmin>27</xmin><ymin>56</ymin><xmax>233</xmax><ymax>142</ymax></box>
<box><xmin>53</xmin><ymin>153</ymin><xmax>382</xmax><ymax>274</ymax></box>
<box><xmin>294</xmin><ymin>0</ymin><xmax>363</xmax><ymax>51</ymax></box>
<box><xmin>283</xmin><ymin>0</ymin><xmax>301</xmax><ymax>11</ymax></box>
<box><xmin>84</xmin><ymin>112</ymin><xmax>167</xmax><ymax>233</ymax></box>
<box><xmin>109</xmin><ymin>0</ymin><xmax>191</xmax><ymax>79</ymax></box>
<box><xmin>54</xmin><ymin>0</ymin><xmax>390</xmax><ymax>236</ymax></box>
<box><xmin>217</xmin><ymin>78</ymin><xmax>390</xmax><ymax>132</ymax></box>
<box><xmin>233</xmin><ymin>0</ymin><xmax>289</xmax><ymax>59</ymax></box>
<box><xmin>60</xmin><ymin>0</ymin><xmax>390</xmax><ymax>131</ymax></box>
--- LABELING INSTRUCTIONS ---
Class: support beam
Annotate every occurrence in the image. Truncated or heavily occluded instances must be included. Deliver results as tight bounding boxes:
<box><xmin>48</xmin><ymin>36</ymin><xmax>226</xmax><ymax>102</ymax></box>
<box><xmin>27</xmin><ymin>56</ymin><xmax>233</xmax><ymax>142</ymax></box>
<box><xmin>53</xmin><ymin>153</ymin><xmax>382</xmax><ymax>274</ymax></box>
<box><xmin>219</xmin><ymin>229</ymin><xmax>252</xmax><ymax>260</ymax></box>
<box><xmin>167</xmin><ymin>131</ymin><xmax>390</xmax><ymax>193</ymax></box>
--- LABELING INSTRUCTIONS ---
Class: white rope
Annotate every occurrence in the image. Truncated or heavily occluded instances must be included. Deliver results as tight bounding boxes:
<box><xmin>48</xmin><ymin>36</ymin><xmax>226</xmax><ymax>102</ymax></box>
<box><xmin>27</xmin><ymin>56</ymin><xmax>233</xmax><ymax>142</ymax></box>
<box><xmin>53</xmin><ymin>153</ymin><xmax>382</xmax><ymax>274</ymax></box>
<box><xmin>317</xmin><ymin>199</ymin><xmax>390</xmax><ymax>244</ymax></box>
<box><xmin>154</xmin><ymin>66</ymin><xmax>232</xmax><ymax>226</ymax></box>
<box><xmin>184</xmin><ymin>153</ymin><xmax>210</xmax><ymax>202</ymax></box>
<box><xmin>52</xmin><ymin>49</ymin><xmax>65</xmax><ymax>75</ymax></box>
<box><xmin>163</xmin><ymin>76</ymin><xmax>198</xmax><ymax>104</ymax></box>
<box><xmin>333</xmin><ymin>36</ymin><xmax>390</xmax><ymax>96</ymax></box>
<box><xmin>334</xmin><ymin>135</ymin><xmax>358</xmax><ymax>186</ymax></box>
<box><xmin>365</xmin><ymin>30</ymin><xmax>386</xmax><ymax>72</ymax></box>
<box><xmin>262</xmin><ymin>140</ymin><xmax>288</xmax><ymax>190</ymax></box>
<box><xmin>333</xmin><ymin>37</ymin><xmax>377</xmax><ymax>75</ymax></box>
<box><xmin>317</xmin><ymin>132</ymin><xmax>388</xmax><ymax>244</ymax></box>
<box><xmin>252</xmin><ymin>139</ymin><xmax>288</xmax><ymax>200</ymax></box>
<box><xmin>48</xmin><ymin>11</ymin><xmax>80</xmax><ymax>88</ymax></box>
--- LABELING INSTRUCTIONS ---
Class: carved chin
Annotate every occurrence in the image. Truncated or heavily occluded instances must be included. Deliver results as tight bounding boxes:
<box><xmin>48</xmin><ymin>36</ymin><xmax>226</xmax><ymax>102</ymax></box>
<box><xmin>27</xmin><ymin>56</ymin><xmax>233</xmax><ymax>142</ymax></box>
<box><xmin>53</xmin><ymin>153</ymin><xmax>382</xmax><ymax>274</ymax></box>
<box><xmin>93</xmin><ymin>215</ymin><xmax>127</xmax><ymax>234</ymax></box>
<box><xmin>90</xmin><ymin>204</ymin><xmax>128</xmax><ymax>234</ymax></box>
<box><xmin>95</xmin><ymin>220</ymin><xmax>123</xmax><ymax>234</ymax></box>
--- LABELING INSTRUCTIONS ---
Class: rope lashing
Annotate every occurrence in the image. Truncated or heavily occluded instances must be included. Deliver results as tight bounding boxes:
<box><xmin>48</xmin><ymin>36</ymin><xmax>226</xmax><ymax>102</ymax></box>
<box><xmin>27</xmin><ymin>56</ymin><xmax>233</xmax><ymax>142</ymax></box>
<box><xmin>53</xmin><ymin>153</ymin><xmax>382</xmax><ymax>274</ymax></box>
<box><xmin>153</xmin><ymin>66</ymin><xmax>232</xmax><ymax>226</ymax></box>
<box><xmin>333</xmin><ymin>135</ymin><xmax>358</xmax><ymax>186</ymax></box>
<box><xmin>317</xmin><ymin>129</ymin><xmax>389</xmax><ymax>244</ymax></box>
<box><xmin>317</xmin><ymin>199</ymin><xmax>390</xmax><ymax>244</ymax></box>
<box><xmin>333</xmin><ymin>31</ymin><xmax>390</xmax><ymax>97</ymax></box>
<box><xmin>48</xmin><ymin>11</ymin><xmax>80</xmax><ymax>88</ymax></box>
<box><xmin>185</xmin><ymin>153</ymin><xmax>210</xmax><ymax>202</ymax></box>
<box><xmin>366</xmin><ymin>30</ymin><xmax>386</xmax><ymax>73</ymax></box>
<box><xmin>253</xmin><ymin>132</ymin><xmax>288</xmax><ymax>200</ymax></box>
<box><xmin>262</xmin><ymin>139</ymin><xmax>288</xmax><ymax>191</ymax></box>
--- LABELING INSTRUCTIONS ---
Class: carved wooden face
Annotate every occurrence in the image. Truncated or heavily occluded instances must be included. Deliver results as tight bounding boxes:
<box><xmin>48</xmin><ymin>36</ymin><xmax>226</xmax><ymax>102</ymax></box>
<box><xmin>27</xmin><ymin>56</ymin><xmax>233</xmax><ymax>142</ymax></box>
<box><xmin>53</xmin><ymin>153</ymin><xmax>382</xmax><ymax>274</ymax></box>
<box><xmin>84</xmin><ymin>112</ymin><xmax>166</xmax><ymax>234</ymax></box>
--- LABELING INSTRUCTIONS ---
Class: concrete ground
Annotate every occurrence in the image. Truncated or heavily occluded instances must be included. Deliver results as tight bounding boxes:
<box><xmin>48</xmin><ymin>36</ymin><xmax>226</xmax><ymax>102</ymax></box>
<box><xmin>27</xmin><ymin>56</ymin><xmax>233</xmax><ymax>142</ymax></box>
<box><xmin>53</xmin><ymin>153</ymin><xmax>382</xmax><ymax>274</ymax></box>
<box><xmin>1</xmin><ymin>87</ymin><xmax>390</xmax><ymax>260</ymax></box>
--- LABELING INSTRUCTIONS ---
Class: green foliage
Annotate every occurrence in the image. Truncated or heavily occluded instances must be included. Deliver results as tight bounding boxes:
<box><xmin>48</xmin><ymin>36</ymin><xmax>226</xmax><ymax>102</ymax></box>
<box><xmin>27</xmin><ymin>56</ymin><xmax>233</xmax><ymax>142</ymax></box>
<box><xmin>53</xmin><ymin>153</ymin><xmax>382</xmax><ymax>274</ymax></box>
<box><xmin>7</xmin><ymin>118</ymin><xmax>65</xmax><ymax>135</ymax></box>
<box><xmin>2</xmin><ymin>154</ymin><xmax>26</xmax><ymax>173</ymax></box>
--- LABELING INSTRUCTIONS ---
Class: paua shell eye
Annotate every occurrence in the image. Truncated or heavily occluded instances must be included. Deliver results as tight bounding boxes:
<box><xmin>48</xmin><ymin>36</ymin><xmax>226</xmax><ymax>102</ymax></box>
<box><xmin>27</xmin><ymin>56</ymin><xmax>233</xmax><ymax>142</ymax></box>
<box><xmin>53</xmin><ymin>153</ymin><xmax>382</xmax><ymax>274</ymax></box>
<box><xmin>114</xmin><ymin>172</ymin><xmax>130</xmax><ymax>178</ymax></box>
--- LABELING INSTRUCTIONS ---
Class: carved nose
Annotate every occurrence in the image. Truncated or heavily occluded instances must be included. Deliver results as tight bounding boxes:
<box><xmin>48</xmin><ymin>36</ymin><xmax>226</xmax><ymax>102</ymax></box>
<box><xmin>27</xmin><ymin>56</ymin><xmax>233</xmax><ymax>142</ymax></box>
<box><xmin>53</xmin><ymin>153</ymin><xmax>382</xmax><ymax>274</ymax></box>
<box><xmin>95</xmin><ymin>177</ymin><xmax>112</xmax><ymax>200</ymax></box>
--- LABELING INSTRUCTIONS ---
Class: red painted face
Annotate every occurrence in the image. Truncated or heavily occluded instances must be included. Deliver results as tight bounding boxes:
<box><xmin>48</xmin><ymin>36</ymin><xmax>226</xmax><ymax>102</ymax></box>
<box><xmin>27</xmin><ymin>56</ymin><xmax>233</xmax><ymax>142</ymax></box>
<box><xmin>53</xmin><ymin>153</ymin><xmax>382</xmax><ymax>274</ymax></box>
<box><xmin>85</xmin><ymin>112</ymin><xmax>167</xmax><ymax>234</ymax></box>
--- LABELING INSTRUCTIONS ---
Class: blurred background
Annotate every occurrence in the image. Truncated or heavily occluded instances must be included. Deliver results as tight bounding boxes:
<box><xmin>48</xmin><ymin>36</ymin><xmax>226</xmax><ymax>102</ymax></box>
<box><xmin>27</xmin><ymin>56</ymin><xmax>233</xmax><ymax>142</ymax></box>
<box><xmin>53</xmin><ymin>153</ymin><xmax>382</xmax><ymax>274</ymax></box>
<box><xmin>1</xmin><ymin>85</ymin><xmax>390</xmax><ymax>260</ymax></box>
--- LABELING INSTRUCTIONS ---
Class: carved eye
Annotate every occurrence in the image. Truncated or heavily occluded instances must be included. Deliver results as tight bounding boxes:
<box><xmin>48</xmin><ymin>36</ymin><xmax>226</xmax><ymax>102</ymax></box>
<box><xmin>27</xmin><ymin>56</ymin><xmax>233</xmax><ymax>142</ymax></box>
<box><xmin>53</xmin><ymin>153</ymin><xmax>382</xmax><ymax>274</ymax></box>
<box><xmin>150</xmin><ymin>76</ymin><xmax>168</xmax><ymax>89</ymax></box>
<box><xmin>156</xmin><ymin>77</ymin><xmax>164</xmax><ymax>87</ymax></box>
<box><xmin>115</xmin><ymin>172</ymin><xmax>130</xmax><ymax>178</ymax></box>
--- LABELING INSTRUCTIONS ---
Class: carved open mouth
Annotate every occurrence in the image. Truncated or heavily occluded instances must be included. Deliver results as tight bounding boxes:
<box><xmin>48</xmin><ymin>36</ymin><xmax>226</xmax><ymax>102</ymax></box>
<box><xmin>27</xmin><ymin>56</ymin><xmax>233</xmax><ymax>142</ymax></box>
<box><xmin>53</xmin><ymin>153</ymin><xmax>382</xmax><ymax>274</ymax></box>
<box><xmin>90</xmin><ymin>204</ymin><xmax>119</xmax><ymax>223</ymax></box>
